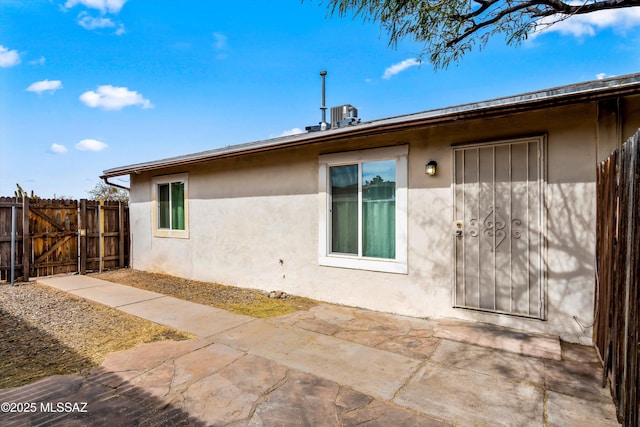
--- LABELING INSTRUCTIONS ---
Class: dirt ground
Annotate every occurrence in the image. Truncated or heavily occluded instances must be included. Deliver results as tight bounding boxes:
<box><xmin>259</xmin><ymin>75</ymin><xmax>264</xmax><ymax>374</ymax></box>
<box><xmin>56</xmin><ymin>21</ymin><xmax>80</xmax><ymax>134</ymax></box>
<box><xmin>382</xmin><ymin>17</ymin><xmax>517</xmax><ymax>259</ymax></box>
<box><xmin>0</xmin><ymin>269</ymin><xmax>317</xmax><ymax>390</ymax></box>
<box><xmin>90</xmin><ymin>269</ymin><xmax>318</xmax><ymax>318</ymax></box>
<box><xmin>0</xmin><ymin>282</ymin><xmax>192</xmax><ymax>389</ymax></box>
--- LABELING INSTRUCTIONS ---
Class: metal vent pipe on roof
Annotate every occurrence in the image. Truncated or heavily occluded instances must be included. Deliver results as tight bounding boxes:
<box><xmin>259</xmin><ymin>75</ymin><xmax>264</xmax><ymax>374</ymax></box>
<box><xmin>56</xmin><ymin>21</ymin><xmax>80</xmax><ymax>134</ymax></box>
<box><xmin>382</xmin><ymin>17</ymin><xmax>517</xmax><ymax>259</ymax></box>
<box><xmin>320</xmin><ymin>70</ymin><xmax>328</xmax><ymax>130</ymax></box>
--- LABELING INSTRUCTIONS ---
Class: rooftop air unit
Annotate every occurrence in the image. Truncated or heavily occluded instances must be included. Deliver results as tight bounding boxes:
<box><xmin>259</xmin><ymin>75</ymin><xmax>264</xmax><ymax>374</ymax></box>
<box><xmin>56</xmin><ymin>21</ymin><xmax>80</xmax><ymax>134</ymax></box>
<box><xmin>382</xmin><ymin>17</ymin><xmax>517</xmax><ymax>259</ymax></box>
<box><xmin>331</xmin><ymin>104</ymin><xmax>361</xmax><ymax>128</ymax></box>
<box><xmin>305</xmin><ymin>71</ymin><xmax>362</xmax><ymax>132</ymax></box>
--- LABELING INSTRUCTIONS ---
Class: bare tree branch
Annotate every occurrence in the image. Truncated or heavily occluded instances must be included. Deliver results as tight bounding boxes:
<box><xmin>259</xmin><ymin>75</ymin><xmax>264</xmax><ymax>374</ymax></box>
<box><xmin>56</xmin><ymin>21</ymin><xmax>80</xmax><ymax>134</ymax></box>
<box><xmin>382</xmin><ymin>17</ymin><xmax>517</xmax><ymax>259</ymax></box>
<box><xmin>450</xmin><ymin>1</ymin><xmax>543</xmax><ymax>47</ymax></box>
<box><xmin>316</xmin><ymin>0</ymin><xmax>640</xmax><ymax>68</ymax></box>
<box><xmin>535</xmin><ymin>0</ymin><xmax>640</xmax><ymax>16</ymax></box>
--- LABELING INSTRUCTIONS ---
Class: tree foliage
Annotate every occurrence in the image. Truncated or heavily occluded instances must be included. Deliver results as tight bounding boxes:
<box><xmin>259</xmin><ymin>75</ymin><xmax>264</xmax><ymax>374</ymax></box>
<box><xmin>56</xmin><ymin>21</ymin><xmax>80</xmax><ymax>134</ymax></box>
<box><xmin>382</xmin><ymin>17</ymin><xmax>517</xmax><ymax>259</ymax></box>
<box><xmin>321</xmin><ymin>0</ymin><xmax>640</xmax><ymax>68</ymax></box>
<box><xmin>88</xmin><ymin>181</ymin><xmax>129</xmax><ymax>202</ymax></box>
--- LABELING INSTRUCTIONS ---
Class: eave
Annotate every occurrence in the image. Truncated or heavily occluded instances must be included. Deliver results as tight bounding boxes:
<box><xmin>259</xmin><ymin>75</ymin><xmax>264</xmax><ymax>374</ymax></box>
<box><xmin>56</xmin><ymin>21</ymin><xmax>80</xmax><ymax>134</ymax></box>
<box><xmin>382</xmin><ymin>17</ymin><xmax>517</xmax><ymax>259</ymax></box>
<box><xmin>101</xmin><ymin>72</ymin><xmax>640</xmax><ymax>179</ymax></box>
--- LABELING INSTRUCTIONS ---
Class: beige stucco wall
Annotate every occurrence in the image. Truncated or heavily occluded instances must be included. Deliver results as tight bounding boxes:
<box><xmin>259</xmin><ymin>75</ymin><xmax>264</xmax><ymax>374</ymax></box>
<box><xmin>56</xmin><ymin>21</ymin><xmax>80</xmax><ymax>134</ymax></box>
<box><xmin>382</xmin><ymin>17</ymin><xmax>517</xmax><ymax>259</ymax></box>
<box><xmin>128</xmin><ymin>97</ymin><xmax>640</xmax><ymax>344</ymax></box>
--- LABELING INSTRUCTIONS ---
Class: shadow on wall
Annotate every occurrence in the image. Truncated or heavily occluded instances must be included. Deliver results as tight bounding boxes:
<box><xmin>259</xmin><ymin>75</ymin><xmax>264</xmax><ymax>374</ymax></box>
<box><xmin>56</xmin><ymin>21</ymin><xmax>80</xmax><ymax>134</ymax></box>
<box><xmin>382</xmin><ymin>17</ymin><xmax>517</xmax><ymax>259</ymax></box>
<box><xmin>544</xmin><ymin>183</ymin><xmax>596</xmax><ymax>334</ymax></box>
<box><xmin>130</xmin><ymin>149</ymin><xmax>321</xmax><ymax>204</ymax></box>
<box><xmin>411</xmin><ymin>180</ymin><xmax>595</xmax><ymax>340</ymax></box>
<box><xmin>410</xmin><ymin>190</ymin><xmax>453</xmax><ymax>288</ymax></box>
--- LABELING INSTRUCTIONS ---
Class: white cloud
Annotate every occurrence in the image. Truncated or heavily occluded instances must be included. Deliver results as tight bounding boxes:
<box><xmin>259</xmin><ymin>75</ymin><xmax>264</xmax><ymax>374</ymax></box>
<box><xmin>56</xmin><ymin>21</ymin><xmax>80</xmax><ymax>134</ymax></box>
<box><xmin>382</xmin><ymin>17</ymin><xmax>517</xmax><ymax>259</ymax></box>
<box><xmin>64</xmin><ymin>0</ymin><xmax>127</xmax><ymax>34</ymax></box>
<box><xmin>77</xmin><ymin>11</ymin><xmax>115</xmax><ymax>29</ymax></box>
<box><xmin>79</xmin><ymin>85</ymin><xmax>154</xmax><ymax>110</ymax></box>
<box><xmin>534</xmin><ymin>6</ymin><xmax>640</xmax><ymax>38</ymax></box>
<box><xmin>76</xmin><ymin>11</ymin><xmax>124</xmax><ymax>34</ymax></box>
<box><xmin>0</xmin><ymin>45</ymin><xmax>20</xmax><ymax>67</ymax></box>
<box><xmin>382</xmin><ymin>58</ymin><xmax>421</xmax><ymax>80</ymax></box>
<box><xmin>64</xmin><ymin>0</ymin><xmax>127</xmax><ymax>14</ymax></box>
<box><xmin>26</xmin><ymin>79</ymin><xmax>63</xmax><ymax>94</ymax></box>
<box><xmin>213</xmin><ymin>32</ymin><xmax>227</xmax><ymax>50</ymax></box>
<box><xmin>279</xmin><ymin>128</ymin><xmax>305</xmax><ymax>137</ymax></box>
<box><xmin>75</xmin><ymin>139</ymin><xmax>108</xmax><ymax>151</ymax></box>
<box><xmin>596</xmin><ymin>73</ymin><xmax>608</xmax><ymax>80</ymax></box>
<box><xmin>29</xmin><ymin>56</ymin><xmax>46</xmax><ymax>66</ymax></box>
<box><xmin>50</xmin><ymin>143</ymin><xmax>68</xmax><ymax>154</ymax></box>
<box><xmin>212</xmin><ymin>32</ymin><xmax>228</xmax><ymax>59</ymax></box>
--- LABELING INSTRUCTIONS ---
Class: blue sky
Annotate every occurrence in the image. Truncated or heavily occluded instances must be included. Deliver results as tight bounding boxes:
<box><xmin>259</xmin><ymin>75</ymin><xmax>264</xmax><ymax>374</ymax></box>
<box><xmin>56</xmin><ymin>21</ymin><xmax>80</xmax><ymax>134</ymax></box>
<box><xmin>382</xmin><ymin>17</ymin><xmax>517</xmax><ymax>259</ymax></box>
<box><xmin>1</xmin><ymin>0</ymin><xmax>640</xmax><ymax>199</ymax></box>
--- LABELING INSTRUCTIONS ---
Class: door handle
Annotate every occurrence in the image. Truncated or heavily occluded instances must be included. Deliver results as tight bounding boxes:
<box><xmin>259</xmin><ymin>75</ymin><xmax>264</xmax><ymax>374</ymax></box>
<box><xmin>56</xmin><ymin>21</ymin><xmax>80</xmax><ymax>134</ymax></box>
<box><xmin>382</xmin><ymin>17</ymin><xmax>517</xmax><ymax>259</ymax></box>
<box><xmin>455</xmin><ymin>221</ymin><xmax>463</xmax><ymax>237</ymax></box>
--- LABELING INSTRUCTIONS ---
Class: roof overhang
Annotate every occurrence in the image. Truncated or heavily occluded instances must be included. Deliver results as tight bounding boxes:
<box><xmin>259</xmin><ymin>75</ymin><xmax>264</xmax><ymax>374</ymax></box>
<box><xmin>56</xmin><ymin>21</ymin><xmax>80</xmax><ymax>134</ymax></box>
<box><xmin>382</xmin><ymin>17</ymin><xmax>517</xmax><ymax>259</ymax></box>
<box><xmin>102</xmin><ymin>72</ymin><xmax>640</xmax><ymax>179</ymax></box>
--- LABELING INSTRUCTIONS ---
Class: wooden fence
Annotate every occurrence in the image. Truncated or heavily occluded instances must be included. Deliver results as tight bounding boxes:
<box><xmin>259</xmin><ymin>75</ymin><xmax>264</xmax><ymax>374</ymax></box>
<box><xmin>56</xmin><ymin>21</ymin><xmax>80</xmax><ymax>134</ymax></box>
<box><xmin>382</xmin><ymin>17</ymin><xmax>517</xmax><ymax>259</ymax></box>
<box><xmin>0</xmin><ymin>198</ymin><xmax>129</xmax><ymax>282</ymax></box>
<box><xmin>594</xmin><ymin>129</ymin><xmax>639</xmax><ymax>427</ymax></box>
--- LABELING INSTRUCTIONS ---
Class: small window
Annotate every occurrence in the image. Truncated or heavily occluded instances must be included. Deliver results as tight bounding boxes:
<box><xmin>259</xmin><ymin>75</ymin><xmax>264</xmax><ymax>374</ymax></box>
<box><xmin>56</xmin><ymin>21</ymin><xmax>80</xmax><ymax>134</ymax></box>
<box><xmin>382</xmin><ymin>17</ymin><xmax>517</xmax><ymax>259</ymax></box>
<box><xmin>319</xmin><ymin>146</ymin><xmax>407</xmax><ymax>274</ymax></box>
<box><xmin>158</xmin><ymin>181</ymin><xmax>185</xmax><ymax>230</ymax></box>
<box><xmin>153</xmin><ymin>174</ymin><xmax>189</xmax><ymax>238</ymax></box>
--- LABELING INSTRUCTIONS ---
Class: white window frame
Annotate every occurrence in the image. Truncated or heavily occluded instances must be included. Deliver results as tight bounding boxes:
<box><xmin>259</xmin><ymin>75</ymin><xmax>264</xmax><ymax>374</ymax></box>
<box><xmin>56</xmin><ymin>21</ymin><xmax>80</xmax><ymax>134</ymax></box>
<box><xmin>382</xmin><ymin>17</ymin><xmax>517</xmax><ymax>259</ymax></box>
<box><xmin>152</xmin><ymin>173</ymin><xmax>189</xmax><ymax>239</ymax></box>
<box><xmin>318</xmin><ymin>145</ymin><xmax>408</xmax><ymax>274</ymax></box>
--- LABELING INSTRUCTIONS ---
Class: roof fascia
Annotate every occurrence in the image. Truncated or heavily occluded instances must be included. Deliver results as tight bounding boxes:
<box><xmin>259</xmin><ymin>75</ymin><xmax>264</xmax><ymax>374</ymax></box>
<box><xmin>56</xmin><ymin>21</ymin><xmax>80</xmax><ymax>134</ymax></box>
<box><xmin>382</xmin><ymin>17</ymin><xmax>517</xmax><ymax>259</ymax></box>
<box><xmin>102</xmin><ymin>73</ymin><xmax>640</xmax><ymax>178</ymax></box>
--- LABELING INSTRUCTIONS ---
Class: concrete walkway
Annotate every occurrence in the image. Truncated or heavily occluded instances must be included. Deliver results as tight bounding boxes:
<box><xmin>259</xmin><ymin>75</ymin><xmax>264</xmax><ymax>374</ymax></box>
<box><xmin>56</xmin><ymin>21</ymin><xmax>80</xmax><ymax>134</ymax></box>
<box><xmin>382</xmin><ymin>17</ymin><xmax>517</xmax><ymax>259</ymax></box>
<box><xmin>0</xmin><ymin>275</ymin><xmax>619</xmax><ymax>426</ymax></box>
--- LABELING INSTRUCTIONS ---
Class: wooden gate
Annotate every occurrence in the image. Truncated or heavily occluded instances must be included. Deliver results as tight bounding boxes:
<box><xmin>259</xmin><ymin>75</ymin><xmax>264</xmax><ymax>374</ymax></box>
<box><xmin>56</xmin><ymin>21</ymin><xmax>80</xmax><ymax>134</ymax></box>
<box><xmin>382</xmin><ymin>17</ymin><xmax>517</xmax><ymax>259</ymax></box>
<box><xmin>0</xmin><ymin>197</ymin><xmax>129</xmax><ymax>282</ymax></box>
<box><xmin>30</xmin><ymin>199</ymin><xmax>79</xmax><ymax>277</ymax></box>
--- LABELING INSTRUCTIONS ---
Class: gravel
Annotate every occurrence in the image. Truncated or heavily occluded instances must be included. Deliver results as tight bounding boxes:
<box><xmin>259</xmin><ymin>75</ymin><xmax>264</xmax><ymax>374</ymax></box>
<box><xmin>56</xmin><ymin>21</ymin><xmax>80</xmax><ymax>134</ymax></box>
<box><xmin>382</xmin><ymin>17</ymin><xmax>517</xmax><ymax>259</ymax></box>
<box><xmin>0</xmin><ymin>281</ymin><xmax>191</xmax><ymax>389</ymax></box>
<box><xmin>0</xmin><ymin>268</ymin><xmax>318</xmax><ymax>390</ymax></box>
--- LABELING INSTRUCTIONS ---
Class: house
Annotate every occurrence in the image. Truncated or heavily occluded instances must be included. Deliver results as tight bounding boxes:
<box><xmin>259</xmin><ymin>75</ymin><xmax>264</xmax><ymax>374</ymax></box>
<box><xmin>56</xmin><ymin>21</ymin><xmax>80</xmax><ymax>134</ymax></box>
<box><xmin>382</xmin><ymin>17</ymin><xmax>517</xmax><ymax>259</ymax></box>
<box><xmin>101</xmin><ymin>73</ymin><xmax>640</xmax><ymax>344</ymax></box>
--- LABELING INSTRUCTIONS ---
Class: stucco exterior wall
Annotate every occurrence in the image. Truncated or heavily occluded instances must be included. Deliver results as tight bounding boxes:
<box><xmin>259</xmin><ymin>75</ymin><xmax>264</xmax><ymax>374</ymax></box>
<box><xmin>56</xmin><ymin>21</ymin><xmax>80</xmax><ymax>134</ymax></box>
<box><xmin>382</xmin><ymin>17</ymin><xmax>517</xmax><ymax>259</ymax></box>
<box><xmin>128</xmin><ymin>98</ymin><xmax>640</xmax><ymax>344</ymax></box>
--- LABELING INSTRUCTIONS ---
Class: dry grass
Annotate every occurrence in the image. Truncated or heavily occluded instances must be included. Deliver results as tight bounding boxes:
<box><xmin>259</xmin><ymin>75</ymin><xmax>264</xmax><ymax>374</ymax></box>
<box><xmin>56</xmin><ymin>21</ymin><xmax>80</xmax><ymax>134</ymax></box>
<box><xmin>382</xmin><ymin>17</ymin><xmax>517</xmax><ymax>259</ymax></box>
<box><xmin>91</xmin><ymin>269</ymin><xmax>318</xmax><ymax>318</ymax></box>
<box><xmin>0</xmin><ymin>282</ymin><xmax>193</xmax><ymax>389</ymax></box>
<box><xmin>1</xmin><ymin>269</ymin><xmax>317</xmax><ymax>389</ymax></box>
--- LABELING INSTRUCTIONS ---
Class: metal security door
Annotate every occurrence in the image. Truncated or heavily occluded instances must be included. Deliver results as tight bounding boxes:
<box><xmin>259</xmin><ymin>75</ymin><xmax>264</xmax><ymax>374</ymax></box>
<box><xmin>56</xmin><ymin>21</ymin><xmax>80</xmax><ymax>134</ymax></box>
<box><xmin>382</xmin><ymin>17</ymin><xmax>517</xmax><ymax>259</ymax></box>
<box><xmin>453</xmin><ymin>137</ymin><xmax>545</xmax><ymax>318</ymax></box>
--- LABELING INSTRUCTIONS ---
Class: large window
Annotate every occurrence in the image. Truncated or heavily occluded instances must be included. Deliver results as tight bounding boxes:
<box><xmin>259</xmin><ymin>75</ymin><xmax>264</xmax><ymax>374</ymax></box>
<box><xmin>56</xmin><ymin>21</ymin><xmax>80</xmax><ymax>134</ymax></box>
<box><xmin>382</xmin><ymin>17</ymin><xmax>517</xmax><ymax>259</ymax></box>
<box><xmin>319</xmin><ymin>146</ymin><xmax>407</xmax><ymax>273</ymax></box>
<box><xmin>152</xmin><ymin>173</ymin><xmax>189</xmax><ymax>238</ymax></box>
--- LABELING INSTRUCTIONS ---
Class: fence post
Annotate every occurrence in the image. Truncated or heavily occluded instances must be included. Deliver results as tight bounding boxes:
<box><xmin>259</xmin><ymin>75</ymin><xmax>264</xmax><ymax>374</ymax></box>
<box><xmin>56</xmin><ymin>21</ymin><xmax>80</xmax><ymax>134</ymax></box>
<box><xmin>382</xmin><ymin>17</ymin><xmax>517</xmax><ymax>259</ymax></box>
<box><xmin>79</xmin><ymin>199</ymin><xmax>87</xmax><ymax>274</ymax></box>
<box><xmin>22</xmin><ymin>196</ymin><xmax>29</xmax><ymax>282</ymax></box>
<box><xmin>99</xmin><ymin>200</ymin><xmax>104</xmax><ymax>273</ymax></box>
<box><xmin>10</xmin><ymin>205</ymin><xmax>16</xmax><ymax>285</ymax></box>
<box><xmin>621</xmin><ymin>135</ymin><xmax>637</xmax><ymax>425</ymax></box>
<box><xmin>118</xmin><ymin>201</ymin><xmax>125</xmax><ymax>268</ymax></box>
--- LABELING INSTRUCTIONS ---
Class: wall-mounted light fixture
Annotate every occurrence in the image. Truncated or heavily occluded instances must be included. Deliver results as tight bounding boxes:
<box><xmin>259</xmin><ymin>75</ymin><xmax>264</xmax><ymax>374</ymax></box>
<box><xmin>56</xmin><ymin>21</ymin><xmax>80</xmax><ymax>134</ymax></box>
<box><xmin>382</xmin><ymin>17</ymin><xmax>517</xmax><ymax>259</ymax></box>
<box><xmin>425</xmin><ymin>160</ymin><xmax>438</xmax><ymax>176</ymax></box>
